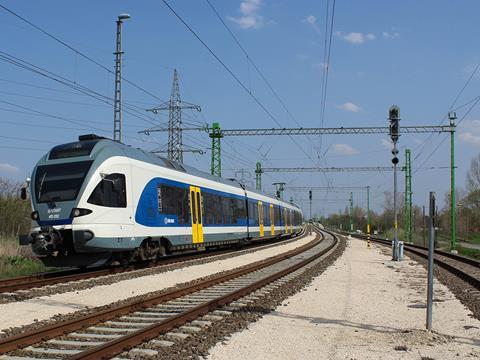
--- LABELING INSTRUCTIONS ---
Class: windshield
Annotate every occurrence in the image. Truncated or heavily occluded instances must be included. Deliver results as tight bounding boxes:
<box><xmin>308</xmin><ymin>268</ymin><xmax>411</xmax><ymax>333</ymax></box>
<box><xmin>34</xmin><ymin>161</ymin><xmax>93</xmax><ymax>203</ymax></box>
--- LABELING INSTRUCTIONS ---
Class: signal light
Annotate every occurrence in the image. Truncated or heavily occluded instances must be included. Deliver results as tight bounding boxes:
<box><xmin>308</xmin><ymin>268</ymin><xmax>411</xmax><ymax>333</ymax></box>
<box><xmin>309</xmin><ymin>190</ymin><xmax>312</xmax><ymax>200</ymax></box>
<box><xmin>392</xmin><ymin>157</ymin><xmax>399</xmax><ymax>165</ymax></box>
<box><xmin>389</xmin><ymin>105</ymin><xmax>400</xmax><ymax>143</ymax></box>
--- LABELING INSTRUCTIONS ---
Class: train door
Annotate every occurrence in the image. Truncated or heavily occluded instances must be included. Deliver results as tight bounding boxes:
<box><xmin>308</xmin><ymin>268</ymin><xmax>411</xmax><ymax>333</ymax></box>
<box><xmin>258</xmin><ymin>201</ymin><xmax>264</xmax><ymax>237</ymax></box>
<box><xmin>284</xmin><ymin>208</ymin><xmax>289</xmax><ymax>234</ymax></box>
<box><xmin>270</xmin><ymin>204</ymin><xmax>275</xmax><ymax>236</ymax></box>
<box><xmin>189</xmin><ymin>186</ymin><xmax>204</xmax><ymax>244</ymax></box>
<box><xmin>289</xmin><ymin>210</ymin><xmax>293</xmax><ymax>234</ymax></box>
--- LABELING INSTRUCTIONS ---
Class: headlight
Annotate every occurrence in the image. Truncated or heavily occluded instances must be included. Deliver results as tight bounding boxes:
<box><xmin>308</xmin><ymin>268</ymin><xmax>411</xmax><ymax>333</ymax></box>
<box><xmin>31</xmin><ymin>211</ymin><xmax>39</xmax><ymax>220</ymax></box>
<box><xmin>70</xmin><ymin>208</ymin><xmax>92</xmax><ymax>218</ymax></box>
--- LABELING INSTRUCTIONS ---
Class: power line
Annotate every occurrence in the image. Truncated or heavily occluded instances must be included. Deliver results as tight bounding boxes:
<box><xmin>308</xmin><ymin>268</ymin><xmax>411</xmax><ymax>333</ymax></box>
<box><xmin>204</xmin><ymin>0</ymin><xmax>301</xmax><ymax>129</ymax></box>
<box><xmin>320</xmin><ymin>0</ymin><xmax>336</xmax><ymax>129</ymax></box>
<box><xmin>204</xmin><ymin>0</ymin><xmax>323</xmax><ymax>167</ymax></box>
<box><xmin>0</xmin><ymin>3</ymin><xmax>165</xmax><ymax>103</ymax></box>
<box><xmin>414</xmin><ymin>62</ymin><xmax>480</xmax><ymax>162</ymax></box>
<box><xmin>0</xmin><ymin>50</ymin><xmax>161</xmax><ymax>127</ymax></box>
<box><xmin>0</xmin><ymin>134</ymin><xmax>57</xmax><ymax>144</ymax></box>
<box><xmin>414</xmin><ymin>96</ymin><xmax>480</xmax><ymax>172</ymax></box>
<box><xmin>0</xmin><ymin>99</ymin><xmax>109</xmax><ymax>132</ymax></box>
<box><xmin>160</xmin><ymin>0</ymin><xmax>314</xmax><ymax>163</ymax></box>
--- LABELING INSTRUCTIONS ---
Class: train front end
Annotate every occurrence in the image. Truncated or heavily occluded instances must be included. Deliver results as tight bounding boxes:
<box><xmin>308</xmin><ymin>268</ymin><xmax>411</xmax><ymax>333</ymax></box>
<box><xmin>20</xmin><ymin>135</ymin><xmax>120</xmax><ymax>267</ymax></box>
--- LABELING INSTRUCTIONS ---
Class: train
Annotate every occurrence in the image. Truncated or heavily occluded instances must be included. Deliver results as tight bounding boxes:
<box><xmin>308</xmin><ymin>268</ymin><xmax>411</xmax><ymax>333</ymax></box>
<box><xmin>19</xmin><ymin>134</ymin><xmax>303</xmax><ymax>267</ymax></box>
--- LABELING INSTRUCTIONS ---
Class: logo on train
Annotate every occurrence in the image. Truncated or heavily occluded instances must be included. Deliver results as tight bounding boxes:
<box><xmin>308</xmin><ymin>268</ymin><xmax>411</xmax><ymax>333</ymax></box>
<box><xmin>164</xmin><ymin>217</ymin><xmax>175</xmax><ymax>225</ymax></box>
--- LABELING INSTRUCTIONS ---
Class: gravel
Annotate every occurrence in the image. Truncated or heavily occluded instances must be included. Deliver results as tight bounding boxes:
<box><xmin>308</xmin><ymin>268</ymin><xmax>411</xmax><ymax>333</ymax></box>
<box><xmin>0</xmin><ymin>234</ymin><xmax>305</xmax><ymax>304</ymax></box>
<box><xmin>128</xmin><ymin>232</ymin><xmax>347</xmax><ymax>360</ymax></box>
<box><xmin>396</xmin><ymin>247</ymin><xmax>480</xmax><ymax>320</ymax></box>
<box><xmin>207</xmin><ymin>238</ymin><xmax>480</xmax><ymax>360</ymax></box>
<box><xmin>0</xmin><ymin>234</ymin><xmax>316</xmax><ymax>338</ymax></box>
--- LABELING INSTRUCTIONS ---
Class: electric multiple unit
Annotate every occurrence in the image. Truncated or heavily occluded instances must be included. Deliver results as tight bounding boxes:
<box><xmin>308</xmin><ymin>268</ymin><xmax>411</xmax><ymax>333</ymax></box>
<box><xmin>21</xmin><ymin>135</ymin><xmax>303</xmax><ymax>267</ymax></box>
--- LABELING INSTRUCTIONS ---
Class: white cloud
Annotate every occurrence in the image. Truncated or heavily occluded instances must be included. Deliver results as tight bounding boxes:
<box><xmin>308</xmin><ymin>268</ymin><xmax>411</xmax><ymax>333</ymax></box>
<box><xmin>382</xmin><ymin>31</ymin><xmax>400</xmax><ymax>39</ymax></box>
<box><xmin>459</xmin><ymin>132</ymin><xmax>480</xmax><ymax>146</ymax></box>
<box><xmin>313</xmin><ymin>62</ymin><xmax>328</xmax><ymax>70</ymax></box>
<box><xmin>459</xmin><ymin>120</ymin><xmax>480</xmax><ymax>146</ymax></box>
<box><xmin>228</xmin><ymin>0</ymin><xmax>264</xmax><ymax>29</ymax></box>
<box><xmin>381</xmin><ymin>138</ymin><xmax>392</xmax><ymax>149</ymax></box>
<box><xmin>303</xmin><ymin>15</ymin><xmax>320</xmax><ymax>33</ymax></box>
<box><xmin>331</xmin><ymin>144</ymin><xmax>359</xmax><ymax>156</ymax></box>
<box><xmin>0</xmin><ymin>163</ymin><xmax>19</xmax><ymax>173</ymax></box>
<box><xmin>337</xmin><ymin>102</ymin><xmax>362</xmax><ymax>113</ymax></box>
<box><xmin>335</xmin><ymin>31</ymin><xmax>376</xmax><ymax>44</ymax></box>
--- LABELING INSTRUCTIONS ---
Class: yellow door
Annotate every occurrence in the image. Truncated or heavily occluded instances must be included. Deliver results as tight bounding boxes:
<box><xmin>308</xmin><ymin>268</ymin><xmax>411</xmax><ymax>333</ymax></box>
<box><xmin>258</xmin><ymin>201</ymin><xmax>264</xmax><ymax>237</ymax></box>
<box><xmin>270</xmin><ymin>204</ymin><xmax>275</xmax><ymax>235</ymax></box>
<box><xmin>284</xmin><ymin>208</ymin><xmax>289</xmax><ymax>234</ymax></box>
<box><xmin>189</xmin><ymin>186</ymin><xmax>204</xmax><ymax>244</ymax></box>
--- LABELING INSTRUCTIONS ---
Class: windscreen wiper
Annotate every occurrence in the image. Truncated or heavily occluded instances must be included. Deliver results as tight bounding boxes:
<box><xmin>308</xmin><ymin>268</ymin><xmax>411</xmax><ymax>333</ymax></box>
<box><xmin>38</xmin><ymin>172</ymin><xmax>46</xmax><ymax>200</ymax></box>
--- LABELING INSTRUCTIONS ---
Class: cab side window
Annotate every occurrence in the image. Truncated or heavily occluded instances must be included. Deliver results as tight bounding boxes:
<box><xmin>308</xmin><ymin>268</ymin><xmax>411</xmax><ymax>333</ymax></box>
<box><xmin>87</xmin><ymin>173</ymin><xmax>126</xmax><ymax>208</ymax></box>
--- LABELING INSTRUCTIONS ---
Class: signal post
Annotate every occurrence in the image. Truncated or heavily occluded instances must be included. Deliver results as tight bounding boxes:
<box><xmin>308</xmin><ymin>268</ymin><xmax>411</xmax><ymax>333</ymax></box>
<box><xmin>389</xmin><ymin>105</ymin><xmax>401</xmax><ymax>261</ymax></box>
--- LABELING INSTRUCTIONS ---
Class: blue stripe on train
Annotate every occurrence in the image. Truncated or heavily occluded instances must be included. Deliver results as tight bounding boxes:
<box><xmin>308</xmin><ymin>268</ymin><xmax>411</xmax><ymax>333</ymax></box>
<box><xmin>135</xmin><ymin>177</ymin><xmax>250</xmax><ymax>228</ymax></box>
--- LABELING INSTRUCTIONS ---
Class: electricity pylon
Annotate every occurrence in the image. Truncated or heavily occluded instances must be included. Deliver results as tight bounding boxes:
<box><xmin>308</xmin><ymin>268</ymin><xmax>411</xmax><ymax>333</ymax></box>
<box><xmin>145</xmin><ymin>69</ymin><xmax>201</xmax><ymax>163</ymax></box>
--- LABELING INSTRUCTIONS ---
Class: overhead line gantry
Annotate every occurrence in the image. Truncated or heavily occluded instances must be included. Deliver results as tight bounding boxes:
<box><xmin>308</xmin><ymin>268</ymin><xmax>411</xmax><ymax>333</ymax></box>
<box><xmin>140</xmin><ymin>116</ymin><xmax>457</xmax><ymax>253</ymax></box>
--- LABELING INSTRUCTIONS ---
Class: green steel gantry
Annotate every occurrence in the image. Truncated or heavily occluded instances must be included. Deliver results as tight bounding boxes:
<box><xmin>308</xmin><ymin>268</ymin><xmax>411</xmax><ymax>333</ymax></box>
<box><xmin>141</xmin><ymin>120</ymin><xmax>457</xmax><ymax>252</ymax></box>
<box><xmin>449</xmin><ymin>112</ymin><xmax>457</xmax><ymax>252</ymax></box>
<box><xmin>209</xmin><ymin>122</ymin><xmax>223</xmax><ymax>177</ymax></box>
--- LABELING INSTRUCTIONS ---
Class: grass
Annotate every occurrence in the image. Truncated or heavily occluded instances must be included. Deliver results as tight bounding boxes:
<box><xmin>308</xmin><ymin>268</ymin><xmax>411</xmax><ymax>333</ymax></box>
<box><xmin>0</xmin><ymin>236</ymin><xmax>53</xmax><ymax>279</ymax></box>
<box><xmin>457</xmin><ymin>245</ymin><xmax>480</xmax><ymax>261</ymax></box>
<box><xmin>0</xmin><ymin>256</ymin><xmax>51</xmax><ymax>279</ymax></box>
<box><xmin>461</xmin><ymin>232</ymin><xmax>480</xmax><ymax>244</ymax></box>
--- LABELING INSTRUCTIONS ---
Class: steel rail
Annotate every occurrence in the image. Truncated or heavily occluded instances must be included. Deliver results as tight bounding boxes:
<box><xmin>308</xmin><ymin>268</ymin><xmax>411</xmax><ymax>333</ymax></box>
<box><xmin>0</xmin><ymin>230</ymin><xmax>316</xmax><ymax>354</ymax></box>
<box><xmin>0</xmin><ymin>232</ymin><xmax>302</xmax><ymax>294</ymax></box>
<box><xmin>68</xmin><ymin>229</ymin><xmax>336</xmax><ymax>360</ymax></box>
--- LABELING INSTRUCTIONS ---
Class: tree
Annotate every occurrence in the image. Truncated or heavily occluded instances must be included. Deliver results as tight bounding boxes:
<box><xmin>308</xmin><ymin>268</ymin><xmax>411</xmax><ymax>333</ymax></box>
<box><xmin>467</xmin><ymin>154</ymin><xmax>480</xmax><ymax>192</ymax></box>
<box><xmin>0</xmin><ymin>178</ymin><xmax>31</xmax><ymax>237</ymax></box>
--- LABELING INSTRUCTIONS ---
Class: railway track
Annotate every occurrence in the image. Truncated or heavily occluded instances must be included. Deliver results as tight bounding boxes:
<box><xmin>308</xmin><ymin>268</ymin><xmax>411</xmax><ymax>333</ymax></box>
<box><xmin>345</xmin><ymin>232</ymin><xmax>480</xmax><ymax>290</ymax></box>
<box><xmin>0</xmin><ymin>232</ymin><xmax>304</xmax><ymax>297</ymax></box>
<box><xmin>0</xmin><ymin>228</ymin><xmax>338</xmax><ymax>360</ymax></box>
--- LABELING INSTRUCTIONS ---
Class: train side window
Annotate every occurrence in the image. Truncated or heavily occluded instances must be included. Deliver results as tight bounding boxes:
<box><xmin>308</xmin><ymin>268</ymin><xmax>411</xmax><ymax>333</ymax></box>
<box><xmin>235</xmin><ymin>198</ymin><xmax>246</xmax><ymax>224</ymax></box>
<box><xmin>156</xmin><ymin>184</ymin><xmax>189</xmax><ymax>224</ymax></box>
<box><xmin>203</xmin><ymin>192</ymin><xmax>214</xmax><ymax>225</ymax></box>
<box><xmin>87</xmin><ymin>173</ymin><xmax>126</xmax><ymax>208</ymax></box>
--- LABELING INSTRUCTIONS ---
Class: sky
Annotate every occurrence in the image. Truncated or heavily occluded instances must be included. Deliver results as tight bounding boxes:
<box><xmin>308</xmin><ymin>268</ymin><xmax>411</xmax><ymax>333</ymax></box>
<box><xmin>1</xmin><ymin>0</ymin><xmax>480</xmax><ymax>218</ymax></box>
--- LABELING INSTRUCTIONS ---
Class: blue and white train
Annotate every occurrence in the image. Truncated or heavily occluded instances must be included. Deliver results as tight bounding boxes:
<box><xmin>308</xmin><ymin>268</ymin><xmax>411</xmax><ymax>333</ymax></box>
<box><xmin>20</xmin><ymin>135</ymin><xmax>303</xmax><ymax>267</ymax></box>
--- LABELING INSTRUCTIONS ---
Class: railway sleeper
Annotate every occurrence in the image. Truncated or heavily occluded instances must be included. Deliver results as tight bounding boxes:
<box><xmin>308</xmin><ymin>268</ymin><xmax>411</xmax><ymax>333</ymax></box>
<box><xmin>3</xmin><ymin>232</ymin><xmax>330</xmax><ymax>360</ymax></box>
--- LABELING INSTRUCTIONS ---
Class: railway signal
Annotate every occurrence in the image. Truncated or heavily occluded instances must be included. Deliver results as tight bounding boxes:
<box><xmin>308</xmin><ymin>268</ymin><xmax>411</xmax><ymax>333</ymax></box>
<box><xmin>389</xmin><ymin>105</ymin><xmax>401</xmax><ymax>261</ymax></box>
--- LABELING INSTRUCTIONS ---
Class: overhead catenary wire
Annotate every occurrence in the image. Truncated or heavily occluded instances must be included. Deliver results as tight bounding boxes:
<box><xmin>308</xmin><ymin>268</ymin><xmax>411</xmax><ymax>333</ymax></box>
<box><xmin>414</xmin><ymin>62</ymin><xmax>480</xmax><ymax>162</ymax></box>
<box><xmin>414</xmin><ymin>95</ymin><xmax>480</xmax><ymax>173</ymax></box>
<box><xmin>160</xmin><ymin>0</ymin><xmax>315</xmax><ymax>163</ymax></box>
<box><xmin>0</xmin><ymin>50</ymin><xmax>163</xmax><ymax>128</ymax></box>
<box><xmin>0</xmin><ymin>99</ymin><xmax>160</xmax><ymax>146</ymax></box>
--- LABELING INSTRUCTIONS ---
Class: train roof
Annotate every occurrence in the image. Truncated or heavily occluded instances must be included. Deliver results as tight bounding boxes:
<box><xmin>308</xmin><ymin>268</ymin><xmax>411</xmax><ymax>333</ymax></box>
<box><xmin>43</xmin><ymin>135</ymin><xmax>302</xmax><ymax>212</ymax></box>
